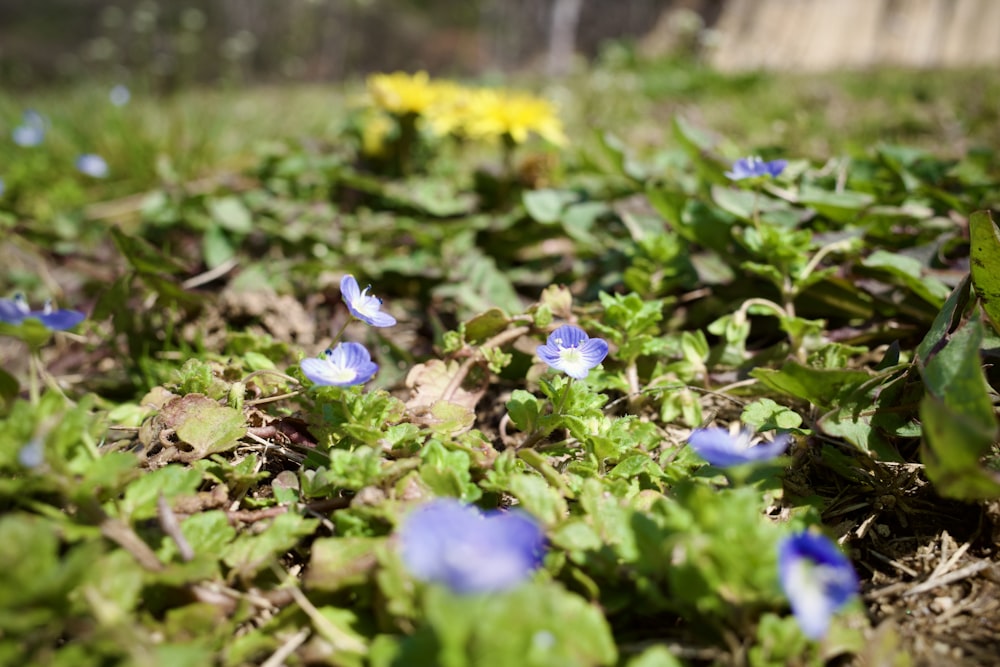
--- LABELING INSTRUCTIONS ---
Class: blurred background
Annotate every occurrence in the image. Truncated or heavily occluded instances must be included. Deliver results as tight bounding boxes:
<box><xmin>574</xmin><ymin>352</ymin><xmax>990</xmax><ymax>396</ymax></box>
<box><xmin>2</xmin><ymin>0</ymin><xmax>997</xmax><ymax>91</ymax></box>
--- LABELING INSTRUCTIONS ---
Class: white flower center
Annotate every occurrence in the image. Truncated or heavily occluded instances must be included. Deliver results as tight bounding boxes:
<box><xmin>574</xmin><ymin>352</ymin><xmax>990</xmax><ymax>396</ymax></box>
<box><xmin>326</xmin><ymin>365</ymin><xmax>358</xmax><ymax>383</ymax></box>
<box><xmin>353</xmin><ymin>289</ymin><xmax>382</xmax><ymax>317</ymax></box>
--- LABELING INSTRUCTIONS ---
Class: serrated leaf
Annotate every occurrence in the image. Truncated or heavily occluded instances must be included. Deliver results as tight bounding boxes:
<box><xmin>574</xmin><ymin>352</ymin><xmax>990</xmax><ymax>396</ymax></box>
<box><xmin>306</xmin><ymin>537</ymin><xmax>380</xmax><ymax>592</ymax></box>
<box><xmin>120</xmin><ymin>464</ymin><xmax>203</xmax><ymax>520</ymax></box>
<box><xmin>508</xmin><ymin>473</ymin><xmax>566</xmax><ymax>526</ymax></box>
<box><xmin>222</xmin><ymin>512</ymin><xmax>318</xmax><ymax>578</ymax></box>
<box><xmin>158</xmin><ymin>394</ymin><xmax>247</xmax><ymax>459</ymax></box>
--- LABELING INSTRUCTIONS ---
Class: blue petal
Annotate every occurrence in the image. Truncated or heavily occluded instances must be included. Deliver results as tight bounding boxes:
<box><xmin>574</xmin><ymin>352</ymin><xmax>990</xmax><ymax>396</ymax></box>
<box><xmin>0</xmin><ymin>298</ymin><xmax>26</xmax><ymax>324</ymax></box>
<box><xmin>398</xmin><ymin>499</ymin><xmax>546</xmax><ymax>594</ymax></box>
<box><xmin>687</xmin><ymin>427</ymin><xmax>747</xmax><ymax>466</ymax></box>
<box><xmin>340</xmin><ymin>274</ymin><xmax>361</xmax><ymax>304</ymax></box>
<box><xmin>12</xmin><ymin>125</ymin><xmax>44</xmax><ymax>147</ymax></box>
<box><xmin>399</xmin><ymin>499</ymin><xmax>482</xmax><ymax>582</ymax></box>
<box><xmin>364</xmin><ymin>310</ymin><xmax>397</xmax><ymax>328</ymax></box>
<box><xmin>766</xmin><ymin>159</ymin><xmax>788</xmax><ymax>177</ymax></box>
<box><xmin>779</xmin><ymin>532</ymin><xmax>859</xmax><ymax>639</ymax></box>
<box><xmin>546</xmin><ymin>324</ymin><xmax>588</xmax><ymax>348</ymax></box>
<box><xmin>578</xmin><ymin>337</ymin><xmax>609</xmax><ymax>367</ymax></box>
<box><xmin>536</xmin><ymin>342</ymin><xmax>562</xmax><ymax>367</ymax></box>
<box><xmin>36</xmin><ymin>309</ymin><xmax>85</xmax><ymax>331</ymax></box>
<box><xmin>688</xmin><ymin>428</ymin><xmax>789</xmax><ymax>467</ymax></box>
<box><xmin>76</xmin><ymin>154</ymin><xmax>109</xmax><ymax>178</ymax></box>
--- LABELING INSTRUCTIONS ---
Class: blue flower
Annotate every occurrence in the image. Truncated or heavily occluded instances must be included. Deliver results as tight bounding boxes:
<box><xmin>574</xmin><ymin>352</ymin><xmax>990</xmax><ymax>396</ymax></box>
<box><xmin>725</xmin><ymin>156</ymin><xmax>787</xmax><ymax>181</ymax></box>
<box><xmin>300</xmin><ymin>342</ymin><xmax>378</xmax><ymax>387</ymax></box>
<box><xmin>12</xmin><ymin>110</ymin><xmax>46</xmax><ymax>147</ymax></box>
<box><xmin>18</xmin><ymin>439</ymin><xmax>45</xmax><ymax>469</ymax></box>
<box><xmin>536</xmin><ymin>324</ymin><xmax>609</xmax><ymax>379</ymax></box>
<box><xmin>0</xmin><ymin>294</ymin><xmax>85</xmax><ymax>331</ymax></box>
<box><xmin>341</xmin><ymin>274</ymin><xmax>396</xmax><ymax>327</ymax></box>
<box><xmin>779</xmin><ymin>532</ymin><xmax>859</xmax><ymax>639</ymax></box>
<box><xmin>0</xmin><ymin>177</ymin><xmax>5</xmax><ymax>197</ymax></box>
<box><xmin>398</xmin><ymin>498</ymin><xmax>546</xmax><ymax>594</ymax></box>
<box><xmin>109</xmin><ymin>84</ymin><xmax>131</xmax><ymax>107</ymax></box>
<box><xmin>76</xmin><ymin>154</ymin><xmax>109</xmax><ymax>178</ymax></box>
<box><xmin>687</xmin><ymin>426</ymin><xmax>790</xmax><ymax>467</ymax></box>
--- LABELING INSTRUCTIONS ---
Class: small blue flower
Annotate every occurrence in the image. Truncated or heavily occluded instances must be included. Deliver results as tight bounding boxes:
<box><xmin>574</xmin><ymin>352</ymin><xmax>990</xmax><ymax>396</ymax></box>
<box><xmin>341</xmin><ymin>274</ymin><xmax>396</xmax><ymax>327</ymax></box>
<box><xmin>687</xmin><ymin>426</ymin><xmax>790</xmax><ymax>467</ymax></box>
<box><xmin>398</xmin><ymin>498</ymin><xmax>546</xmax><ymax>594</ymax></box>
<box><xmin>536</xmin><ymin>324</ymin><xmax>609</xmax><ymax>380</ymax></box>
<box><xmin>18</xmin><ymin>439</ymin><xmax>45</xmax><ymax>469</ymax></box>
<box><xmin>725</xmin><ymin>156</ymin><xmax>787</xmax><ymax>181</ymax></box>
<box><xmin>76</xmin><ymin>154</ymin><xmax>109</xmax><ymax>178</ymax></box>
<box><xmin>109</xmin><ymin>84</ymin><xmax>131</xmax><ymax>107</ymax></box>
<box><xmin>300</xmin><ymin>342</ymin><xmax>378</xmax><ymax>387</ymax></box>
<box><xmin>12</xmin><ymin>110</ymin><xmax>46</xmax><ymax>147</ymax></box>
<box><xmin>0</xmin><ymin>177</ymin><xmax>5</xmax><ymax>197</ymax></box>
<box><xmin>0</xmin><ymin>294</ymin><xmax>85</xmax><ymax>331</ymax></box>
<box><xmin>779</xmin><ymin>532</ymin><xmax>859</xmax><ymax>639</ymax></box>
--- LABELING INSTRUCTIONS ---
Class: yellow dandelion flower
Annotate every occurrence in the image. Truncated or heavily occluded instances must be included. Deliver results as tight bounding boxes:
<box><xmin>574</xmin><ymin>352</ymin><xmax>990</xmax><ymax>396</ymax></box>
<box><xmin>465</xmin><ymin>89</ymin><xmax>567</xmax><ymax>147</ymax></box>
<box><xmin>367</xmin><ymin>71</ymin><xmax>438</xmax><ymax>116</ymax></box>
<box><xmin>424</xmin><ymin>80</ymin><xmax>476</xmax><ymax>136</ymax></box>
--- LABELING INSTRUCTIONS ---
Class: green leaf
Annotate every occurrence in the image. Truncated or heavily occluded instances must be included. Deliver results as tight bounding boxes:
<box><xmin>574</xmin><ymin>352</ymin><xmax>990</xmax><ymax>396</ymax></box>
<box><xmin>0</xmin><ymin>367</ymin><xmax>17</xmax><ymax>411</ymax></box>
<box><xmin>179</xmin><ymin>510</ymin><xmax>237</xmax><ymax>557</ymax></box>
<box><xmin>523</xmin><ymin>189</ymin><xmax>577</xmax><ymax>224</ymax></box>
<box><xmin>201</xmin><ymin>225</ymin><xmax>235</xmax><ymax>269</ymax></box>
<box><xmin>208</xmin><ymin>196</ymin><xmax>253</xmax><ymax>234</ymax></box>
<box><xmin>625</xmin><ymin>646</ymin><xmax>684</xmax><ymax>667</ymax></box>
<box><xmin>741</xmin><ymin>398</ymin><xmax>803</xmax><ymax>431</ymax></box>
<box><xmin>750</xmin><ymin>363</ymin><xmax>871</xmax><ymax>410</ymax></box>
<box><xmin>969</xmin><ymin>210</ymin><xmax>1000</xmax><ymax>334</ymax></box>
<box><xmin>464</xmin><ymin>308</ymin><xmax>511</xmax><ymax>344</ymax></box>
<box><xmin>915</xmin><ymin>275</ymin><xmax>972</xmax><ymax>367</ymax></box>
<box><xmin>862</xmin><ymin>250</ymin><xmax>950</xmax><ymax>306</ymax></box>
<box><xmin>406</xmin><ymin>584</ymin><xmax>617</xmax><ymax>667</ymax></box>
<box><xmin>797</xmin><ymin>185</ymin><xmax>874</xmax><ymax>222</ymax></box>
<box><xmin>222</xmin><ymin>512</ymin><xmax>318</xmax><ymax>578</ymax></box>
<box><xmin>919</xmin><ymin>314</ymin><xmax>1000</xmax><ymax>498</ymax></box>
<box><xmin>508</xmin><ymin>473</ymin><xmax>567</xmax><ymax>526</ymax></box>
<box><xmin>160</xmin><ymin>394</ymin><xmax>247</xmax><ymax>459</ymax></box>
<box><xmin>507</xmin><ymin>390</ymin><xmax>541</xmax><ymax>433</ymax></box>
<box><xmin>418</xmin><ymin>441</ymin><xmax>481</xmax><ymax>502</ymax></box>
<box><xmin>120</xmin><ymin>464</ymin><xmax>203</xmax><ymax>520</ymax></box>
<box><xmin>306</xmin><ymin>537</ymin><xmax>381</xmax><ymax>592</ymax></box>
<box><xmin>920</xmin><ymin>395</ymin><xmax>1000</xmax><ymax>499</ymax></box>
<box><xmin>110</xmin><ymin>226</ymin><xmax>189</xmax><ymax>276</ymax></box>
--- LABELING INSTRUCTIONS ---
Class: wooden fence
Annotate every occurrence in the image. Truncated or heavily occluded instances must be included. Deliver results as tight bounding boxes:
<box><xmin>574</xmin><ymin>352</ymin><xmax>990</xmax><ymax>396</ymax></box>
<box><xmin>708</xmin><ymin>0</ymin><xmax>1000</xmax><ymax>71</ymax></box>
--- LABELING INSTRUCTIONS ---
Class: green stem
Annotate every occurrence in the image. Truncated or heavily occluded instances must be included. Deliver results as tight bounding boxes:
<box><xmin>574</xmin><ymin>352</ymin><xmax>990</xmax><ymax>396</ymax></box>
<box><xmin>517</xmin><ymin>378</ymin><xmax>574</xmax><ymax>449</ymax></box>
<box><xmin>28</xmin><ymin>350</ymin><xmax>41</xmax><ymax>405</ymax></box>
<box><xmin>330</xmin><ymin>317</ymin><xmax>352</xmax><ymax>347</ymax></box>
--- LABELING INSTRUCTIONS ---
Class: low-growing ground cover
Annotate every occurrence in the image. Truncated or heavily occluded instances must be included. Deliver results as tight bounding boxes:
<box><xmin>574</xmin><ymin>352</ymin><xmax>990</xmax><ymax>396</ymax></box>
<box><xmin>2</xmin><ymin>59</ymin><xmax>1000</xmax><ymax>666</ymax></box>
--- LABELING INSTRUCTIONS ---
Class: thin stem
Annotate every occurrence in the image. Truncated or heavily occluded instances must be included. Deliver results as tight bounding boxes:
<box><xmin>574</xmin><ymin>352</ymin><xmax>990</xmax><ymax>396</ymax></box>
<box><xmin>28</xmin><ymin>350</ymin><xmax>40</xmax><ymax>405</ymax></box>
<box><xmin>751</xmin><ymin>185</ymin><xmax>762</xmax><ymax>227</ymax></box>
<box><xmin>736</xmin><ymin>297</ymin><xmax>789</xmax><ymax>321</ymax></box>
<box><xmin>330</xmin><ymin>317</ymin><xmax>352</xmax><ymax>347</ymax></box>
<box><xmin>553</xmin><ymin>378</ymin><xmax>573</xmax><ymax>416</ymax></box>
